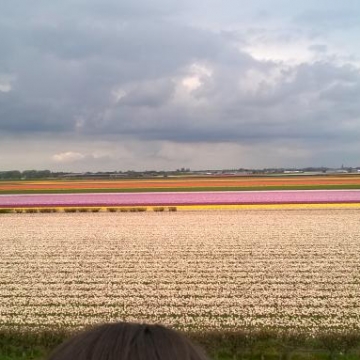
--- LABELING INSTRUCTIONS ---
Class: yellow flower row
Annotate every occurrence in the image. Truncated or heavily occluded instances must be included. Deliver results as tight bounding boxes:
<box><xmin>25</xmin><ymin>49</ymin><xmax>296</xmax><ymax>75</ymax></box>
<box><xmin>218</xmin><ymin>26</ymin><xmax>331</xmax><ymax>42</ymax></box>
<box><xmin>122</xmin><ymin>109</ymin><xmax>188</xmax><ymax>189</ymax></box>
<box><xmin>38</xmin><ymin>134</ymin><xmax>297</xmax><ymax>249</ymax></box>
<box><xmin>1</xmin><ymin>203</ymin><xmax>360</xmax><ymax>213</ymax></box>
<box><xmin>172</xmin><ymin>203</ymin><xmax>360</xmax><ymax>210</ymax></box>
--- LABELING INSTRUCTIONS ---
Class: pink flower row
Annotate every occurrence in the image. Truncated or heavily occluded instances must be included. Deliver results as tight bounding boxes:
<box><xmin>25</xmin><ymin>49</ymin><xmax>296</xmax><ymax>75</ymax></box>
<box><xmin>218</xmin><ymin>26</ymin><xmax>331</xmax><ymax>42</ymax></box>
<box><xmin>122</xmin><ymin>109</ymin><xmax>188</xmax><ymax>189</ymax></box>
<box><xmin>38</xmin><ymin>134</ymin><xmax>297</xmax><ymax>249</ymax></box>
<box><xmin>1</xmin><ymin>190</ymin><xmax>360</xmax><ymax>207</ymax></box>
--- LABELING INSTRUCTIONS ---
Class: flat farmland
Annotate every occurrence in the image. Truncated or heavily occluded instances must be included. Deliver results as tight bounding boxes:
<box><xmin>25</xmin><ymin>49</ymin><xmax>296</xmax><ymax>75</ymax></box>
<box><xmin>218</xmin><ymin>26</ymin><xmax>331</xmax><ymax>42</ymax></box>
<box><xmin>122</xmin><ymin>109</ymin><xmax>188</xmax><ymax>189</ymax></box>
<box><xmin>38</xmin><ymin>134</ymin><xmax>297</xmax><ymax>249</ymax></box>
<box><xmin>2</xmin><ymin>175</ymin><xmax>360</xmax><ymax>194</ymax></box>
<box><xmin>1</xmin><ymin>210</ymin><xmax>360</xmax><ymax>334</ymax></box>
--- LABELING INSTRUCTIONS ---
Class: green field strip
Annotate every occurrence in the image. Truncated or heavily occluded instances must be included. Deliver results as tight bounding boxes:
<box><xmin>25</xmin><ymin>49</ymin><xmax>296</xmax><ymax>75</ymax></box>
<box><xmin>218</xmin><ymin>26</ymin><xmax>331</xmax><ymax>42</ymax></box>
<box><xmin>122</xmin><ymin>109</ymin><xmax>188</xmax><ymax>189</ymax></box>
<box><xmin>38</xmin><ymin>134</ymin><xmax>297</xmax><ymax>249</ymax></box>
<box><xmin>1</xmin><ymin>329</ymin><xmax>360</xmax><ymax>360</ymax></box>
<box><xmin>1</xmin><ymin>184</ymin><xmax>360</xmax><ymax>194</ymax></box>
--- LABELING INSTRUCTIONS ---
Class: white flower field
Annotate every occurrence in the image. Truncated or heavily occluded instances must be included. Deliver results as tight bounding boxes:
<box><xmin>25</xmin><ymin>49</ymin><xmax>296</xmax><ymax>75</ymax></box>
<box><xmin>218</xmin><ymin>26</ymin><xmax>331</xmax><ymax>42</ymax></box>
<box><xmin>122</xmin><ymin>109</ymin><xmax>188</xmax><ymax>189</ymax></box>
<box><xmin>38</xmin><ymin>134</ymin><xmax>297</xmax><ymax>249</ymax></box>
<box><xmin>1</xmin><ymin>210</ymin><xmax>360</xmax><ymax>335</ymax></box>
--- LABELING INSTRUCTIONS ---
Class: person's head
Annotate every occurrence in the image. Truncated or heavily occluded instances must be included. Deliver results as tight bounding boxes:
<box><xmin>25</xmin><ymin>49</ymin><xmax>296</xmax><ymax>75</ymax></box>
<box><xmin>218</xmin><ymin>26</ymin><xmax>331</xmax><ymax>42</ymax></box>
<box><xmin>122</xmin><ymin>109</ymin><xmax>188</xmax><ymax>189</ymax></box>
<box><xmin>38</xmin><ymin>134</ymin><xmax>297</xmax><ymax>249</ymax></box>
<box><xmin>47</xmin><ymin>322</ymin><xmax>209</xmax><ymax>360</ymax></box>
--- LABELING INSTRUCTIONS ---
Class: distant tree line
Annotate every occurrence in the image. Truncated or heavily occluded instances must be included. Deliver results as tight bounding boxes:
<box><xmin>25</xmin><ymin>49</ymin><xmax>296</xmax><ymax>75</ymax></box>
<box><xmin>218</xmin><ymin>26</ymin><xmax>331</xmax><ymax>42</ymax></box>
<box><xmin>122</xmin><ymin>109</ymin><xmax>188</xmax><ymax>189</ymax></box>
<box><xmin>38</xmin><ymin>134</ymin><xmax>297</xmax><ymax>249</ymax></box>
<box><xmin>0</xmin><ymin>170</ymin><xmax>64</xmax><ymax>180</ymax></box>
<box><xmin>1</xmin><ymin>167</ymin><xmax>360</xmax><ymax>181</ymax></box>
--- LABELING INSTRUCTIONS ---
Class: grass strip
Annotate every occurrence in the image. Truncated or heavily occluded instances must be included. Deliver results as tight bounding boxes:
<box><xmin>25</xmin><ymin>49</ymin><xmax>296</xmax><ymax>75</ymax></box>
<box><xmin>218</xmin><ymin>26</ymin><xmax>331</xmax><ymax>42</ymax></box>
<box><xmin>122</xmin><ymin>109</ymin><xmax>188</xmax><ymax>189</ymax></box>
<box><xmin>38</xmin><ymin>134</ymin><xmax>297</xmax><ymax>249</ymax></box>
<box><xmin>1</xmin><ymin>329</ymin><xmax>360</xmax><ymax>360</ymax></box>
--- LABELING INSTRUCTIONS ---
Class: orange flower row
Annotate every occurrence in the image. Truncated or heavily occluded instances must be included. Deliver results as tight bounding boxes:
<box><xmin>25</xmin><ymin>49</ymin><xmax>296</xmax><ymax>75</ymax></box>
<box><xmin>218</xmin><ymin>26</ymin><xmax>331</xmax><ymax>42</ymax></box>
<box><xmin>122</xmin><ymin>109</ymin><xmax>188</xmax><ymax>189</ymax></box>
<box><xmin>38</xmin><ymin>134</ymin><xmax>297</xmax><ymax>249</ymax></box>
<box><xmin>1</xmin><ymin>175</ymin><xmax>360</xmax><ymax>191</ymax></box>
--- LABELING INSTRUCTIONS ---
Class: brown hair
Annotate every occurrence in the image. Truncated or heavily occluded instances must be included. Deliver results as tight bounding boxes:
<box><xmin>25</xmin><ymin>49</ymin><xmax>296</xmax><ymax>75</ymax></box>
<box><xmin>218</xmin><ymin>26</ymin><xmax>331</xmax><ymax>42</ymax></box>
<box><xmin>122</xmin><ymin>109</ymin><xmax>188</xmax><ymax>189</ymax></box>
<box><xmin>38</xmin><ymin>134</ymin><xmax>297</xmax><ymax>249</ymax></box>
<box><xmin>47</xmin><ymin>322</ymin><xmax>209</xmax><ymax>360</ymax></box>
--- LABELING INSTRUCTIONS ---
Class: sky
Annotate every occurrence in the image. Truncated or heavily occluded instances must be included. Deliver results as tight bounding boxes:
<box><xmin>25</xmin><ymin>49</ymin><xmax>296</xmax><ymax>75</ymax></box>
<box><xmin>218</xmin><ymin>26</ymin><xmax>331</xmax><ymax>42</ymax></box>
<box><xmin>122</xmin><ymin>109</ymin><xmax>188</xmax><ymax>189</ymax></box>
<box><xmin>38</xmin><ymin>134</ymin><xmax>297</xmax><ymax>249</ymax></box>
<box><xmin>1</xmin><ymin>0</ymin><xmax>360</xmax><ymax>171</ymax></box>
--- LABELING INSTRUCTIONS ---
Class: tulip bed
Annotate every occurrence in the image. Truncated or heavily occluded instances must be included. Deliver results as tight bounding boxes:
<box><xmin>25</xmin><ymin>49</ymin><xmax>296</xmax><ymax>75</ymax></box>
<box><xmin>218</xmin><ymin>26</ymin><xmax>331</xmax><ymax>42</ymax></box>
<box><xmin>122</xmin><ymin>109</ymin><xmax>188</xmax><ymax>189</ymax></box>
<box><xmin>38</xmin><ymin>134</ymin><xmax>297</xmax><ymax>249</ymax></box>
<box><xmin>1</xmin><ymin>190</ymin><xmax>360</xmax><ymax>212</ymax></box>
<box><xmin>1</xmin><ymin>175</ymin><xmax>360</xmax><ymax>194</ymax></box>
<box><xmin>1</xmin><ymin>210</ymin><xmax>360</xmax><ymax>359</ymax></box>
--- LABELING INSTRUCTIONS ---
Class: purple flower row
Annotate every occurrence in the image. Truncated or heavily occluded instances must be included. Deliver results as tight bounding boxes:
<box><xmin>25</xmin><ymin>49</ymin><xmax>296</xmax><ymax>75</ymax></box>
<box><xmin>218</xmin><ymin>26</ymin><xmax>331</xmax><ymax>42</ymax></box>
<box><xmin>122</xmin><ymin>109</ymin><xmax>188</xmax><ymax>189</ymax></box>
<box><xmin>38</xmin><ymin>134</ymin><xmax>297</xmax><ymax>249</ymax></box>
<box><xmin>1</xmin><ymin>190</ymin><xmax>360</xmax><ymax>207</ymax></box>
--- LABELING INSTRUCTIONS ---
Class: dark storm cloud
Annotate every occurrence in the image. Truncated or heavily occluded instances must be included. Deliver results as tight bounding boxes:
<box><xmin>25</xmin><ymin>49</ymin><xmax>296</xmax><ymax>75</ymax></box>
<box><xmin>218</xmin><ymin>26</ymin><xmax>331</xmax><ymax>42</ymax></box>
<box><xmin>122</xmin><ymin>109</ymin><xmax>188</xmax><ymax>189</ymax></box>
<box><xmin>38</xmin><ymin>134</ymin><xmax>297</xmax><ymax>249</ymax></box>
<box><xmin>0</xmin><ymin>91</ymin><xmax>75</xmax><ymax>132</ymax></box>
<box><xmin>0</xmin><ymin>1</ymin><xmax>228</xmax><ymax>135</ymax></box>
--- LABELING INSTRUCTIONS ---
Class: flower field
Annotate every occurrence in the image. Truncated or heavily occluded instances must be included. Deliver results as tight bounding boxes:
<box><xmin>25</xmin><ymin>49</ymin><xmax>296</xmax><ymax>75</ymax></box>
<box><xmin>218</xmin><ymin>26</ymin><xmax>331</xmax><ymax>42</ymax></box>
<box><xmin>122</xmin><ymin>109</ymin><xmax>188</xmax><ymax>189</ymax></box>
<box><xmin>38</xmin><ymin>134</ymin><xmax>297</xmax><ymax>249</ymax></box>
<box><xmin>1</xmin><ymin>175</ymin><xmax>360</xmax><ymax>194</ymax></box>
<box><xmin>1</xmin><ymin>190</ymin><xmax>360</xmax><ymax>209</ymax></box>
<box><xmin>1</xmin><ymin>210</ymin><xmax>360</xmax><ymax>335</ymax></box>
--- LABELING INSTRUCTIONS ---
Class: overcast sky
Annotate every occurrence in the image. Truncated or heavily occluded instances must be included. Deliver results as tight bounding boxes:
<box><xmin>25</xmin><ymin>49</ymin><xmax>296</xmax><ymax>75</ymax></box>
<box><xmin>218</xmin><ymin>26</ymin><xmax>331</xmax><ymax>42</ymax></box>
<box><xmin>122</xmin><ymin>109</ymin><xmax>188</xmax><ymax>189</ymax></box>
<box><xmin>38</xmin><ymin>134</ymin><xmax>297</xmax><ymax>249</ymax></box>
<box><xmin>1</xmin><ymin>0</ymin><xmax>360</xmax><ymax>171</ymax></box>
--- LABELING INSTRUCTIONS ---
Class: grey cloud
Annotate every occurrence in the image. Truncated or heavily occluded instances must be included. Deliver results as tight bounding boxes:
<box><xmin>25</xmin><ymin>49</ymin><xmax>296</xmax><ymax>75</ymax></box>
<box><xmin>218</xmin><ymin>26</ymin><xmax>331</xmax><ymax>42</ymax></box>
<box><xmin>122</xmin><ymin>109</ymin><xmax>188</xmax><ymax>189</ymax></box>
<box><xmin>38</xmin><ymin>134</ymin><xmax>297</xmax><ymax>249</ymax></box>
<box><xmin>1</xmin><ymin>0</ymin><xmax>360</xmax><ymax>169</ymax></box>
<box><xmin>0</xmin><ymin>0</ymin><xmax>178</xmax><ymax>23</ymax></box>
<box><xmin>309</xmin><ymin>44</ymin><xmax>328</xmax><ymax>53</ymax></box>
<box><xmin>0</xmin><ymin>92</ymin><xmax>75</xmax><ymax>133</ymax></box>
<box><xmin>320</xmin><ymin>83</ymin><xmax>360</xmax><ymax>103</ymax></box>
<box><xmin>0</xmin><ymin>6</ymin><xmax>230</xmax><ymax>135</ymax></box>
<box><xmin>118</xmin><ymin>79</ymin><xmax>175</xmax><ymax>108</ymax></box>
<box><xmin>295</xmin><ymin>9</ymin><xmax>360</xmax><ymax>30</ymax></box>
<box><xmin>27</xmin><ymin>20</ymin><xmax>222</xmax><ymax>67</ymax></box>
<box><xmin>87</xmin><ymin>60</ymin><xmax>360</xmax><ymax>145</ymax></box>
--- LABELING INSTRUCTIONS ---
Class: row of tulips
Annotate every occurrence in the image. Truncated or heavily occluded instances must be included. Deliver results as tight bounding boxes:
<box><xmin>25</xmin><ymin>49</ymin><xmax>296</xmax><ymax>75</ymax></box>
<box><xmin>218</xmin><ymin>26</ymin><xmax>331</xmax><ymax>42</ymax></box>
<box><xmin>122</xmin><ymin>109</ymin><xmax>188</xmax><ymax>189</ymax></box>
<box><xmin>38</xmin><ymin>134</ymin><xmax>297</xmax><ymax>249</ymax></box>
<box><xmin>1</xmin><ymin>190</ymin><xmax>360</xmax><ymax>208</ymax></box>
<box><xmin>1</xmin><ymin>210</ymin><xmax>360</xmax><ymax>335</ymax></box>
